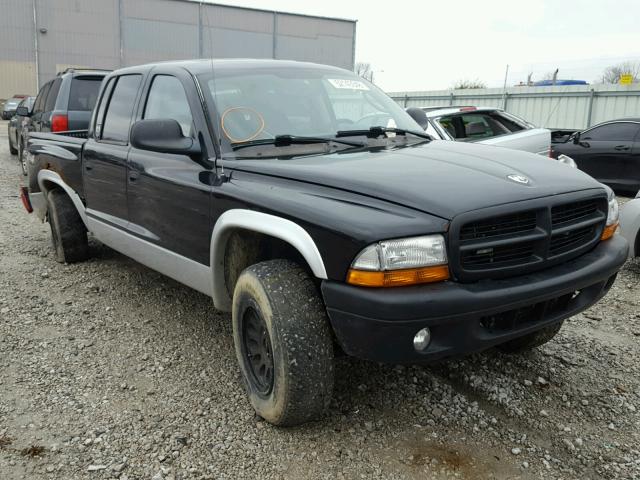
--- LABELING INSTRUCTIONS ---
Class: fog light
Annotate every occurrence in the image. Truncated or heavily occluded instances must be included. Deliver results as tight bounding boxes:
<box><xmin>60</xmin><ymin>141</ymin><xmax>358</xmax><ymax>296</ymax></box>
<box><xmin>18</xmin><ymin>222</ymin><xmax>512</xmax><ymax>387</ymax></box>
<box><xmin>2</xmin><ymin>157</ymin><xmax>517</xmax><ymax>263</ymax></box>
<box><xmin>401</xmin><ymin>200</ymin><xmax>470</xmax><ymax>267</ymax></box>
<box><xmin>413</xmin><ymin>327</ymin><xmax>431</xmax><ymax>352</ymax></box>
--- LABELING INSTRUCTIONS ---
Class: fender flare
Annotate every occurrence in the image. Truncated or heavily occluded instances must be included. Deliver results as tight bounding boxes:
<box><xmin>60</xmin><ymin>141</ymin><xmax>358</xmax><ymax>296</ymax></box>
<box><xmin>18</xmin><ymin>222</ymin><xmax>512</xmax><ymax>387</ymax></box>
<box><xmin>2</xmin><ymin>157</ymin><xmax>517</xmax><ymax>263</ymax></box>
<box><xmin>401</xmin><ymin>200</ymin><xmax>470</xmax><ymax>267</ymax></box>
<box><xmin>37</xmin><ymin>169</ymin><xmax>88</xmax><ymax>228</ymax></box>
<box><xmin>210</xmin><ymin>209</ymin><xmax>328</xmax><ymax>311</ymax></box>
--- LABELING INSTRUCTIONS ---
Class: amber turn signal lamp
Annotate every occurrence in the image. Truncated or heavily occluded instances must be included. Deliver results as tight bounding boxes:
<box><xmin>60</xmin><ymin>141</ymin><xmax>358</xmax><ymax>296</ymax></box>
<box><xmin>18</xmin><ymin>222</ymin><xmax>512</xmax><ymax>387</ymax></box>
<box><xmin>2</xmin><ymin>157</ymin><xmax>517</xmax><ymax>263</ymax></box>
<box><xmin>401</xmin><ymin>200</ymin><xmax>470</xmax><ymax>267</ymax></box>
<box><xmin>347</xmin><ymin>265</ymin><xmax>450</xmax><ymax>287</ymax></box>
<box><xmin>600</xmin><ymin>222</ymin><xmax>618</xmax><ymax>241</ymax></box>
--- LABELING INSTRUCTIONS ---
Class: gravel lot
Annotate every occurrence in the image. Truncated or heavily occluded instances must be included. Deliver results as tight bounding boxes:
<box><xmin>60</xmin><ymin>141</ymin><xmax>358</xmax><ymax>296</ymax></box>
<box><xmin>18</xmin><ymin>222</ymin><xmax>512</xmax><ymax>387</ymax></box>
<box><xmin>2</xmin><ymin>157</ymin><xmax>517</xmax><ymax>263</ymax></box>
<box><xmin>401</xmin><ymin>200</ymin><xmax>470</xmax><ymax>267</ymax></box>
<box><xmin>1</xmin><ymin>121</ymin><xmax>639</xmax><ymax>480</ymax></box>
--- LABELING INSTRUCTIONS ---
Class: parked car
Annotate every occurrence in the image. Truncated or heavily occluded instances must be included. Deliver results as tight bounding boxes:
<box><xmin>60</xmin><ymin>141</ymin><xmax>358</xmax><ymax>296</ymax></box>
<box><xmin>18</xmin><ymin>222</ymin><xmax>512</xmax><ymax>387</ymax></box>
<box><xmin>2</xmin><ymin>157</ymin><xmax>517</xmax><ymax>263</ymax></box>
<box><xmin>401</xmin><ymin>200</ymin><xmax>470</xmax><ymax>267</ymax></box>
<box><xmin>407</xmin><ymin>106</ymin><xmax>577</xmax><ymax>167</ymax></box>
<box><xmin>16</xmin><ymin>68</ymin><xmax>108</xmax><ymax>176</ymax></box>
<box><xmin>8</xmin><ymin>96</ymin><xmax>35</xmax><ymax>163</ymax></box>
<box><xmin>23</xmin><ymin>59</ymin><xmax>627</xmax><ymax>426</ymax></box>
<box><xmin>1</xmin><ymin>95</ymin><xmax>28</xmax><ymax>120</ymax></box>
<box><xmin>620</xmin><ymin>190</ymin><xmax>640</xmax><ymax>258</ymax></box>
<box><xmin>551</xmin><ymin>119</ymin><xmax>640</xmax><ymax>194</ymax></box>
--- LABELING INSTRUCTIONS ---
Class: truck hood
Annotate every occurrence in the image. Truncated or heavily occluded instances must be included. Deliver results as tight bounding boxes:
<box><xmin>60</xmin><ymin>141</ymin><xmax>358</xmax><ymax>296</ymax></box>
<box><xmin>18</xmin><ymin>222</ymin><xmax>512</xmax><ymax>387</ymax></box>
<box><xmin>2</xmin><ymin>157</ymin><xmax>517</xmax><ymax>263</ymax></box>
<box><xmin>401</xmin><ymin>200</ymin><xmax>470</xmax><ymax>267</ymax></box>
<box><xmin>227</xmin><ymin>140</ymin><xmax>605</xmax><ymax>220</ymax></box>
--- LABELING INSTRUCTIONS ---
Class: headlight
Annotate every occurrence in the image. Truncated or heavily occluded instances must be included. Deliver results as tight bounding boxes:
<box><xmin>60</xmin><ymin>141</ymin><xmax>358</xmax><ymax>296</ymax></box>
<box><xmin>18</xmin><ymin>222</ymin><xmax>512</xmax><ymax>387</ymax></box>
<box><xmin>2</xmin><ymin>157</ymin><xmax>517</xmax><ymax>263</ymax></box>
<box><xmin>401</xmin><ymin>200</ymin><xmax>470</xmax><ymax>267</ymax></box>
<box><xmin>557</xmin><ymin>154</ymin><xmax>577</xmax><ymax>169</ymax></box>
<box><xmin>601</xmin><ymin>185</ymin><xmax>619</xmax><ymax>240</ymax></box>
<box><xmin>347</xmin><ymin>235</ymin><xmax>449</xmax><ymax>287</ymax></box>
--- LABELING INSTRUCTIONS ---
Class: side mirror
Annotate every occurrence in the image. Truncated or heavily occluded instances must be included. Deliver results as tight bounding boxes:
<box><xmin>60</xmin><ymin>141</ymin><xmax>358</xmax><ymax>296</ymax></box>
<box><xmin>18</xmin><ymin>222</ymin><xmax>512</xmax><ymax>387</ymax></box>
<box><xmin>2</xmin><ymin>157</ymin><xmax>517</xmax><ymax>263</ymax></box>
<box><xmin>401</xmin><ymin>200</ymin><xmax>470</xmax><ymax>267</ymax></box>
<box><xmin>572</xmin><ymin>132</ymin><xmax>581</xmax><ymax>144</ymax></box>
<box><xmin>406</xmin><ymin>107</ymin><xmax>429</xmax><ymax>130</ymax></box>
<box><xmin>130</xmin><ymin>119</ymin><xmax>200</xmax><ymax>155</ymax></box>
<box><xmin>16</xmin><ymin>106</ymin><xmax>30</xmax><ymax>117</ymax></box>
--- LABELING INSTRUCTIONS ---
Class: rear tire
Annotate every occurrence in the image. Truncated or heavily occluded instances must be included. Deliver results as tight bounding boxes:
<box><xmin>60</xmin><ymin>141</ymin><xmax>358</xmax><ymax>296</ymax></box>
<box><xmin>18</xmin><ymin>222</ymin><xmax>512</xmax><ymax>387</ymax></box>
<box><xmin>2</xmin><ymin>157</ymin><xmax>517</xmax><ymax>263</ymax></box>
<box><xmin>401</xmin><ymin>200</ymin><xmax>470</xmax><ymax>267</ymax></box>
<box><xmin>47</xmin><ymin>189</ymin><xmax>89</xmax><ymax>263</ymax></box>
<box><xmin>232</xmin><ymin>259</ymin><xmax>334</xmax><ymax>426</ymax></box>
<box><xmin>497</xmin><ymin>321</ymin><xmax>563</xmax><ymax>353</ymax></box>
<box><xmin>18</xmin><ymin>139</ymin><xmax>27</xmax><ymax>176</ymax></box>
<box><xmin>8</xmin><ymin>128</ymin><xmax>18</xmax><ymax>155</ymax></box>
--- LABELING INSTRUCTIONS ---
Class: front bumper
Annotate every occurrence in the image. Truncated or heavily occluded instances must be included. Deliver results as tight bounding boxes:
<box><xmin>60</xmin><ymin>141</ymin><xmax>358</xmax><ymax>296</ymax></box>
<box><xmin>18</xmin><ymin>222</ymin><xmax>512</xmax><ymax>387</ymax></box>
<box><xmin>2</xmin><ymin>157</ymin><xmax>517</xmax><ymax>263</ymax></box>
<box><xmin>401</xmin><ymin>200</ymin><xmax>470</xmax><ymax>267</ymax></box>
<box><xmin>321</xmin><ymin>235</ymin><xmax>628</xmax><ymax>363</ymax></box>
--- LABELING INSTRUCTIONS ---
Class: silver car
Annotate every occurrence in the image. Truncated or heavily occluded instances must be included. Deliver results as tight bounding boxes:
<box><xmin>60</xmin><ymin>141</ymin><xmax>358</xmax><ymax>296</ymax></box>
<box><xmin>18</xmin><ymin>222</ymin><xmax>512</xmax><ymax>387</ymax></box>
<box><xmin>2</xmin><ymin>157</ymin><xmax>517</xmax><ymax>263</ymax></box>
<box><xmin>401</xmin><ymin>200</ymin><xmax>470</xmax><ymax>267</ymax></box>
<box><xmin>619</xmin><ymin>191</ymin><xmax>640</xmax><ymax>258</ymax></box>
<box><xmin>408</xmin><ymin>106</ymin><xmax>576</xmax><ymax>167</ymax></box>
<box><xmin>2</xmin><ymin>96</ymin><xmax>26</xmax><ymax>120</ymax></box>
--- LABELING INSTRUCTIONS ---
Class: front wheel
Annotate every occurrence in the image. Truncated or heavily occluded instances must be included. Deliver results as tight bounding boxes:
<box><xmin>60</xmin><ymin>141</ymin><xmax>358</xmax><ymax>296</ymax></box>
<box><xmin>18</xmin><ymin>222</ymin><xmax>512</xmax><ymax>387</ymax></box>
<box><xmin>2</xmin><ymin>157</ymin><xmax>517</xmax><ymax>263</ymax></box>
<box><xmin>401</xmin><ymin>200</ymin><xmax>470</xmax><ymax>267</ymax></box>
<box><xmin>497</xmin><ymin>321</ymin><xmax>563</xmax><ymax>353</ymax></box>
<box><xmin>232</xmin><ymin>259</ymin><xmax>334</xmax><ymax>426</ymax></box>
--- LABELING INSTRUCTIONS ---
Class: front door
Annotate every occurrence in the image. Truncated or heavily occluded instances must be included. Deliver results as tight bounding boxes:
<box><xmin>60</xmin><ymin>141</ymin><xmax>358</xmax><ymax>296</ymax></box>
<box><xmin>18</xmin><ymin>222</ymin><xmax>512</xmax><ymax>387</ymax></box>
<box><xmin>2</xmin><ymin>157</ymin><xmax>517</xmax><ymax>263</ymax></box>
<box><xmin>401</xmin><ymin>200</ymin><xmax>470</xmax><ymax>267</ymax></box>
<box><xmin>572</xmin><ymin>122</ymin><xmax>640</xmax><ymax>192</ymax></box>
<box><xmin>126</xmin><ymin>70</ymin><xmax>213</xmax><ymax>265</ymax></box>
<box><xmin>83</xmin><ymin>74</ymin><xmax>143</xmax><ymax>226</ymax></box>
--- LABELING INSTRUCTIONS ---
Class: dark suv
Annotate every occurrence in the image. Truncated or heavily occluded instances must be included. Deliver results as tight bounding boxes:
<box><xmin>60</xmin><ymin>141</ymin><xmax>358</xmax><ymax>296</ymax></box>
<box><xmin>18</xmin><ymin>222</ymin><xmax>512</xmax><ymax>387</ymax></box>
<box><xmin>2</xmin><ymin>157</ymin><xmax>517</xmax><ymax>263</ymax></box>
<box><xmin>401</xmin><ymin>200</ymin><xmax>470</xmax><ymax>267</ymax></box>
<box><xmin>17</xmin><ymin>68</ymin><xmax>108</xmax><ymax>168</ymax></box>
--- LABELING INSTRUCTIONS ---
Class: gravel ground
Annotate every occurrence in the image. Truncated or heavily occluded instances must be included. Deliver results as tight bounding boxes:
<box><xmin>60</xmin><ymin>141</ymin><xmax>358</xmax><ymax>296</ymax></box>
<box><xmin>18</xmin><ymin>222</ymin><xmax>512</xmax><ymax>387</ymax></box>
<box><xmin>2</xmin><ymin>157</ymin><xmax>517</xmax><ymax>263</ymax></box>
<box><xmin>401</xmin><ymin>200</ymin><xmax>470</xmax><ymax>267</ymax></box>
<box><xmin>1</xmin><ymin>121</ymin><xmax>639</xmax><ymax>480</ymax></box>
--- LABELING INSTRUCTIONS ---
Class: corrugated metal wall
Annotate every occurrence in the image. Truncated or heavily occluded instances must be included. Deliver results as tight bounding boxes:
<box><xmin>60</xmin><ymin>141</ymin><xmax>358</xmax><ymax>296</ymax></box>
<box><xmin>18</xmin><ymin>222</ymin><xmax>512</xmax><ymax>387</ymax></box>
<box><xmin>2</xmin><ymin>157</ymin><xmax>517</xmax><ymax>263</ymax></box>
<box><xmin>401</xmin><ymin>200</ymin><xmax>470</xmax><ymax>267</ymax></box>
<box><xmin>0</xmin><ymin>0</ymin><xmax>356</xmax><ymax>99</ymax></box>
<box><xmin>389</xmin><ymin>85</ymin><xmax>640</xmax><ymax>130</ymax></box>
<box><xmin>0</xmin><ymin>0</ymin><xmax>37</xmax><ymax>96</ymax></box>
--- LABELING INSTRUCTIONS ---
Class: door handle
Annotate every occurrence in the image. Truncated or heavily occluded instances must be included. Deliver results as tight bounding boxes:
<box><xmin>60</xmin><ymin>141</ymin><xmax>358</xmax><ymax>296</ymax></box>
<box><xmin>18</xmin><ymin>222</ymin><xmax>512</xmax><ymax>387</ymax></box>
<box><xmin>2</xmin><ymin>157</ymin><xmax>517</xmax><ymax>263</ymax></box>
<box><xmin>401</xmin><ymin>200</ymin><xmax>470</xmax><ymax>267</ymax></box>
<box><xmin>614</xmin><ymin>145</ymin><xmax>630</xmax><ymax>151</ymax></box>
<box><xmin>84</xmin><ymin>163</ymin><xmax>93</xmax><ymax>171</ymax></box>
<box><xmin>128</xmin><ymin>171</ymin><xmax>140</xmax><ymax>182</ymax></box>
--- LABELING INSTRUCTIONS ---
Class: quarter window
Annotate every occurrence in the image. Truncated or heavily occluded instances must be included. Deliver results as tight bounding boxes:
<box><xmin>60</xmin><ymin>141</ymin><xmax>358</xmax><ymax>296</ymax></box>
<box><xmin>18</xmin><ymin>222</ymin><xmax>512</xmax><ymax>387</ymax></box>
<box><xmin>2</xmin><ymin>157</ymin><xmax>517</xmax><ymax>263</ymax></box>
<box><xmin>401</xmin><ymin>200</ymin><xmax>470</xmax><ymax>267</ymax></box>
<box><xmin>101</xmin><ymin>74</ymin><xmax>142</xmax><ymax>143</ymax></box>
<box><xmin>144</xmin><ymin>75</ymin><xmax>194</xmax><ymax>137</ymax></box>
<box><xmin>94</xmin><ymin>77</ymin><xmax>115</xmax><ymax>140</ymax></box>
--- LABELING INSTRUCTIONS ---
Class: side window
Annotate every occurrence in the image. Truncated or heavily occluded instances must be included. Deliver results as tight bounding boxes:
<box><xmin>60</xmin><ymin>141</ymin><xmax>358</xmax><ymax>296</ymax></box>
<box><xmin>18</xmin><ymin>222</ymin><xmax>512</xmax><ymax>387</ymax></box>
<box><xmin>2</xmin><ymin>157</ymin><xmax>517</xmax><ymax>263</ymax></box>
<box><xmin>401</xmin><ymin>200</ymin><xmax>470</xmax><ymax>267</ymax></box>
<box><xmin>93</xmin><ymin>77</ymin><xmax>115</xmax><ymax>140</ymax></box>
<box><xmin>33</xmin><ymin>82</ymin><xmax>51</xmax><ymax>114</ymax></box>
<box><xmin>583</xmin><ymin>123</ymin><xmax>640</xmax><ymax>142</ymax></box>
<box><xmin>143</xmin><ymin>75</ymin><xmax>194</xmax><ymax>137</ymax></box>
<box><xmin>101</xmin><ymin>74</ymin><xmax>142</xmax><ymax>143</ymax></box>
<box><xmin>44</xmin><ymin>78</ymin><xmax>62</xmax><ymax>112</ymax></box>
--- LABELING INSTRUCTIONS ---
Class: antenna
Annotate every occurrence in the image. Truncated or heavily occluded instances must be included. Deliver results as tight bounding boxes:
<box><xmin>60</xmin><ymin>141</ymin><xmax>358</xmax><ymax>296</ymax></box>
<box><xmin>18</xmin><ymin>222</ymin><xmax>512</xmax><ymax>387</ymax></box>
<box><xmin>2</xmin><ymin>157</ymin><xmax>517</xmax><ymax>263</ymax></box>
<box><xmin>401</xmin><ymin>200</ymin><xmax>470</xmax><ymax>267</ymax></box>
<box><xmin>202</xmin><ymin>2</ymin><xmax>224</xmax><ymax>176</ymax></box>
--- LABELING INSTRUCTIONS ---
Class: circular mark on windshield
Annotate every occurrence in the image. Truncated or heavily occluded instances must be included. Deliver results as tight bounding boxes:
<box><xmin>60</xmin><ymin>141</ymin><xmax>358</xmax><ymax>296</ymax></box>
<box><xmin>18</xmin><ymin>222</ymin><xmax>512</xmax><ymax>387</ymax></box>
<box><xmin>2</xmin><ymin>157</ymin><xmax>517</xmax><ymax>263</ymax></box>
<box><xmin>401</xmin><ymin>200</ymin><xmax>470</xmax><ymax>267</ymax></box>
<box><xmin>220</xmin><ymin>107</ymin><xmax>265</xmax><ymax>143</ymax></box>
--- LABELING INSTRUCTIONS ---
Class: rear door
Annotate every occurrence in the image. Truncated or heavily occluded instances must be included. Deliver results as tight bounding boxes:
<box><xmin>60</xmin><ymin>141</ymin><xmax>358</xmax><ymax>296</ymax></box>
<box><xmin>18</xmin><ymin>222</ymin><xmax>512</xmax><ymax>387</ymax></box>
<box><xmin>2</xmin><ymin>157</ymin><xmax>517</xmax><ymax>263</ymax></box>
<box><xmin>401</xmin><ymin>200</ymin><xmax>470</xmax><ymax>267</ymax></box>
<box><xmin>628</xmin><ymin>126</ymin><xmax>640</xmax><ymax>192</ymax></box>
<box><xmin>83</xmin><ymin>74</ymin><xmax>142</xmax><ymax>225</ymax></box>
<box><xmin>126</xmin><ymin>69</ymin><xmax>212</xmax><ymax>264</ymax></box>
<box><xmin>572</xmin><ymin>122</ymin><xmax>640</xmax><ymax>191</ymax></box>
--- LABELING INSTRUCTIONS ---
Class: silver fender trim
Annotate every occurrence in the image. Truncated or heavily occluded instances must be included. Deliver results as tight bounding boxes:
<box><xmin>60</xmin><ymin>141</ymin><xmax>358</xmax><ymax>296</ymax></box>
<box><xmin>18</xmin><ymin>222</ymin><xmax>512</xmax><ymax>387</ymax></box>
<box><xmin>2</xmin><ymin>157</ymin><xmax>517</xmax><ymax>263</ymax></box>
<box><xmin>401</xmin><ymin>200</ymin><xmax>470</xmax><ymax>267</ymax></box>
<box><xmin>37</xmin><ymin>169</ymin><xmax>88</xmax><ymax>227</ymax></box>
<box><xmin>210</xmin><ymin>209</ymin><xmax>328</xmax><ymax>311</ymax></box>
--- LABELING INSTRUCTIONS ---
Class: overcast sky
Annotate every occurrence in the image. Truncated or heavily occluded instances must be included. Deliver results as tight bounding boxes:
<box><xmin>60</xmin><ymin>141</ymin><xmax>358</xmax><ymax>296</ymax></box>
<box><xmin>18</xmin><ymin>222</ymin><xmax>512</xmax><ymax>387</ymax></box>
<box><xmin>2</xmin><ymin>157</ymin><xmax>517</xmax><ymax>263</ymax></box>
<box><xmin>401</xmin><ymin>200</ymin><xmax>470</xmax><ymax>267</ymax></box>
<box><xmin>212</xmin><ymin>0</ymin><xmax>640</xmax><ymax>92</ymax></box>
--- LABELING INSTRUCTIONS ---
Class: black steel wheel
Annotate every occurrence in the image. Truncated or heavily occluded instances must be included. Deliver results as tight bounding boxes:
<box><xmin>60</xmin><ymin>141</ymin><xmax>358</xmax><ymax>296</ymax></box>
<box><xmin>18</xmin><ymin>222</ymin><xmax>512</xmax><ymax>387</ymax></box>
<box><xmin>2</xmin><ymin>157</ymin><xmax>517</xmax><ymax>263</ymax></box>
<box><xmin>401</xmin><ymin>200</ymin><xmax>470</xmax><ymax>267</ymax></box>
<box><xmin>241</xmin><ymin>306</ymin><xmax>274</xmax><ymax>396</ymax></box>
<box><xmin>232</xmin><ymin>259</ymin><xmax>334</xmax><ymax>426</ymax></box>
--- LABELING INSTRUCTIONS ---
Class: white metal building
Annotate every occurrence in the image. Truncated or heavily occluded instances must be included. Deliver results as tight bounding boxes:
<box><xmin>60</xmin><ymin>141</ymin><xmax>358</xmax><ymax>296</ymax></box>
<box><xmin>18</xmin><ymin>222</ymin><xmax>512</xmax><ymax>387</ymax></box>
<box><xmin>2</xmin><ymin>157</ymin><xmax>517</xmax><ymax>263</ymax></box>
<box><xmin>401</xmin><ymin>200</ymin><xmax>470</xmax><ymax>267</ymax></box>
<box><xmin>0</xmin><ymin>0</ymin><xmax>357</xmax><ymax>99</ymax></box>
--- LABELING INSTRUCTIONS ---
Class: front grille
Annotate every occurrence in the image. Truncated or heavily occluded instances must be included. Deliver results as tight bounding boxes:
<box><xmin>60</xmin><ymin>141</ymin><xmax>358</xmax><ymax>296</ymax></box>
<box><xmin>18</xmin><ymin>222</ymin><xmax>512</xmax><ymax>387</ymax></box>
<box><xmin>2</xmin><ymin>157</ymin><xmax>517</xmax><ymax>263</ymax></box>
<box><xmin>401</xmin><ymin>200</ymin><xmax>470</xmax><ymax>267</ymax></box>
<box><xmin>451</xmin><ymin>194</ymin><xmax>607</xmax><ymax>281</ymax></box>
<box><xmin>552</xmin><ymin>200</ymin><xmax>599</xmax><ymax>228</ymax></box>
<box><xmin>461</xmin><ymin>241</ymin><xmax>535</xmax><ymax>267</ymax></box>
<box><xmin>549</xmin><ymin>225</ymin><xmax>596</xmax><ymax>256</ymax></box>
<box><xmin>460</xmin><ymin>211</ymin><xmax>537</xmax><ymax>241</ymax></box>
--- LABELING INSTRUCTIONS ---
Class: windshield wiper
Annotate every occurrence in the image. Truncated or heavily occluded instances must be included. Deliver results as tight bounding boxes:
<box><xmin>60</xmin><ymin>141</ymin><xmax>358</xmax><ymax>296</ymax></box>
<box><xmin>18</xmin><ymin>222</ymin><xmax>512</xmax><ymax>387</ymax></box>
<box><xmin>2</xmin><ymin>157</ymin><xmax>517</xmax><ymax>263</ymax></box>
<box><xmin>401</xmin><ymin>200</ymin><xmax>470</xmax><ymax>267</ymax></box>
<box><xmin>336</xmin><ymin>126</ymin><xmax>433</xmax><ymax>140</ymax></box>
<box><xmin>231</xmin><ymin>134</ymin><xmax>365</xmax><ymax>151</ymax></box>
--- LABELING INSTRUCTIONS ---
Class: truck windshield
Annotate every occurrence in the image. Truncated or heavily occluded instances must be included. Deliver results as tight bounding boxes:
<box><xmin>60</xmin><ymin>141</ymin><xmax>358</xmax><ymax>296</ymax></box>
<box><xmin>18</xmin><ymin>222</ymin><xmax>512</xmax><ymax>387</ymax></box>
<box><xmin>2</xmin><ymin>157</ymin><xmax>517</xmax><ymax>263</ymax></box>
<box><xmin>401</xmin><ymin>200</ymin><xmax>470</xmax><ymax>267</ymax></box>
<box><xmin>197</xmin><ymin>66</ymin><xmax>420</xmax><ymax>151</ymax></box>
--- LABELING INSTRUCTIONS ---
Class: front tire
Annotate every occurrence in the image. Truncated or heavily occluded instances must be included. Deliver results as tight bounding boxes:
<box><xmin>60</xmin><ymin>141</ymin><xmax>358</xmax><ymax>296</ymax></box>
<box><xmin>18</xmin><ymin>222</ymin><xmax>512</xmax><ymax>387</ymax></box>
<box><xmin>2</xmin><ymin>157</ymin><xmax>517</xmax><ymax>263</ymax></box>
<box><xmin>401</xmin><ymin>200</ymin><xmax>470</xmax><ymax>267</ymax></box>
<box><xmin>232</xmin><ymin>259</ymin><xmax>334</xmax><ymax>426</ymax></box>
<box><xmin>497</xmin><ymin>321</ymin><xmax>563</xmax><ymax>353</ymax></box>
<box><xmin>47</xmin><ymin>189</ymin><xmax>89</xmax><ymax>263</ymax></box>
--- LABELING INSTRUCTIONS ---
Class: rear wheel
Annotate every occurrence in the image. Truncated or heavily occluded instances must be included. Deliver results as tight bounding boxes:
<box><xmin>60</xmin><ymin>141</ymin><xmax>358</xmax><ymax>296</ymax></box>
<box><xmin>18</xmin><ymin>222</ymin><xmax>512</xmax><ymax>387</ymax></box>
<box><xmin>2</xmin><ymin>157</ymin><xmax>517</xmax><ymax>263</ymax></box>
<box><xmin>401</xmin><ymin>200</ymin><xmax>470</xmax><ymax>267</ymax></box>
<box><xmin>18</xmin><ymin>139</ymin><xmax>27</xmax><ymax>176</ymax></box>
<box><xmin>497</xmin><ymin>321</ymin><xmax>563</xmax><ymax>353</ymax></box>
<box><xmin>232</xmin><ymin>259</ymin><xmax>334</xmax><ymax>426</ymax></box>
<box><xmin>47</xmin><ymin>189</ymin><xmax>89</xmax><ymax>263</ymax></box>
<box><xmin>8</xmin><ymin>128</ymin><xmax>17</xmax><ymax>155</ymax></box>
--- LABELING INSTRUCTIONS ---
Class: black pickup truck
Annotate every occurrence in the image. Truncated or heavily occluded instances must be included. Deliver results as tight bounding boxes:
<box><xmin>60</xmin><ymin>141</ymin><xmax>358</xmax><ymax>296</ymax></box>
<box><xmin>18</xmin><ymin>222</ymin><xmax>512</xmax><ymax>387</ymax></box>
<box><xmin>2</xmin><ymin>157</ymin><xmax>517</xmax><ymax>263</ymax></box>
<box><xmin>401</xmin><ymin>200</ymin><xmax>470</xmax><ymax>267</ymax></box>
<box><xmin>23</xmin><ymin>59</ymin><xmax>628</xmax><ymax>426</ymax></box>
